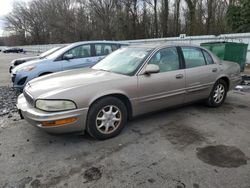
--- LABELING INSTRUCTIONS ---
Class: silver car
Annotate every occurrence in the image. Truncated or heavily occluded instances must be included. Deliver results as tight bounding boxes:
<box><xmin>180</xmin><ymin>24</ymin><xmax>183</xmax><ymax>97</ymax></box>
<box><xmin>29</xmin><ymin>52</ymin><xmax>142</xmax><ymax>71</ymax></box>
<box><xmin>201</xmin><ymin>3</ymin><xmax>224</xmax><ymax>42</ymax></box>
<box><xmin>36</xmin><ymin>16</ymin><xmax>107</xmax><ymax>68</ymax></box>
<box><xmin>17</xmin><ymin>44</ymin><xmax>241</xmax><ymax>139</ymax></box>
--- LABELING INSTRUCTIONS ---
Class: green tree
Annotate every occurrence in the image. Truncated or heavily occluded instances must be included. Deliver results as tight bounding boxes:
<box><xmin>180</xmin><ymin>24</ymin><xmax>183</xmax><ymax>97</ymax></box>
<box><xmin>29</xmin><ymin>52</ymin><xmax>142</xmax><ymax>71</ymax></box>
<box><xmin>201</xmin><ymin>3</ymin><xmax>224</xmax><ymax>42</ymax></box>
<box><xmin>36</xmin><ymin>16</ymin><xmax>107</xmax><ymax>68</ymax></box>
<box><xmin>227</xmin><ymin>0</ymin><xmax>250</xmax><ymax>32</ymax></box>
<box><xmin>227</xmin><ymin>4</ymin><xmax>241</xmax><ymax>32</ymax></box>
<box><xmin>240</xmin><ymin>0</ymin><xmax>250</xmax><ymax>32</ymax></box>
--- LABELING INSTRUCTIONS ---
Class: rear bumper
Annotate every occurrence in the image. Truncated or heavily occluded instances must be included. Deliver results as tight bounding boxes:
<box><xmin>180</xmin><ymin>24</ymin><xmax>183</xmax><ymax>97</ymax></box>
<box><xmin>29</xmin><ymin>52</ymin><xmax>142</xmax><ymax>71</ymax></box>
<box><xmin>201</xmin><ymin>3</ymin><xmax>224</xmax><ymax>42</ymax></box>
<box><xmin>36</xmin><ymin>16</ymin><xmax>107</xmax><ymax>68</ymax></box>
<box><xmin>17</xmin><ymin>94</ymin><xmax>88</xmax><ymax>134</ymax></box>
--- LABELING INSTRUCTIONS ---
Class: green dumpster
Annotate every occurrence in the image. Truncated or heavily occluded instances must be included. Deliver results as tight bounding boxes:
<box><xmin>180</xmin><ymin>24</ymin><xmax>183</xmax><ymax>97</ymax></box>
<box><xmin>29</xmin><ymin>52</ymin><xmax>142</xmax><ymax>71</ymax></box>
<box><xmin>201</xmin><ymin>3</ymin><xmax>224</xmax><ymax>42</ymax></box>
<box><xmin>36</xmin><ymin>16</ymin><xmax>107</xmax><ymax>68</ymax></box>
<box><xmin>200</xmin><ymin>42</ymin><xmax>248</xmax><ymax>72</ymax></box>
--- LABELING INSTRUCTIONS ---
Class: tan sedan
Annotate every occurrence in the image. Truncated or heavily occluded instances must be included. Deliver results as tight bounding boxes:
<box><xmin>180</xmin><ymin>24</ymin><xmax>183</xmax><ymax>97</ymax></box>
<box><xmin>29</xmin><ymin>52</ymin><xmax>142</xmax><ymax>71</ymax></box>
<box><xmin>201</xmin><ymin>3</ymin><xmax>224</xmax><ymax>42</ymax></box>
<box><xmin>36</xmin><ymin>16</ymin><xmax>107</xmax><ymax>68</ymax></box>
<box><xmin>17</xmin><ymin>44</ymin><xmax>241</xmax><ymax>139</ymax></box>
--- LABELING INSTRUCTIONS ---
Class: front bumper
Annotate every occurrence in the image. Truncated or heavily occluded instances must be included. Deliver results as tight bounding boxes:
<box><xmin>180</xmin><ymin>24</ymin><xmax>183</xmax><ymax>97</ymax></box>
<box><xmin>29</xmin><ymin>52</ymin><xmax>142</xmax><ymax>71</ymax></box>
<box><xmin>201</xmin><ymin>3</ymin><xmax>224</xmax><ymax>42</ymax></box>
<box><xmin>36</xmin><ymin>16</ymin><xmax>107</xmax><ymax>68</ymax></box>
<box><xmin>11</xmin><ymin>72</ymin><xmax>31</xmax><ymax>90</ymax></box>
<box><xmin>17</xmin><ymin>94</ymin><xmax>88</xmax><ymax>134</ymax></box>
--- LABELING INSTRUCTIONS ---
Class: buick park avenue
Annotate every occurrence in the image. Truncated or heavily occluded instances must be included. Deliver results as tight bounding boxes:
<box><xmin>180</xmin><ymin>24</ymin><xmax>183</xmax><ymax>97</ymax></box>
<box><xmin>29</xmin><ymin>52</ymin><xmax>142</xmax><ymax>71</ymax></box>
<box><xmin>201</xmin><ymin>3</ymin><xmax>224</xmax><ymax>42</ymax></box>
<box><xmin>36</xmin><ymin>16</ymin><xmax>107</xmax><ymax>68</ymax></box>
<box><xmin>17</xmin><ymin>44</ymin><xmax>241</xmax><ymax>139</ymax></box>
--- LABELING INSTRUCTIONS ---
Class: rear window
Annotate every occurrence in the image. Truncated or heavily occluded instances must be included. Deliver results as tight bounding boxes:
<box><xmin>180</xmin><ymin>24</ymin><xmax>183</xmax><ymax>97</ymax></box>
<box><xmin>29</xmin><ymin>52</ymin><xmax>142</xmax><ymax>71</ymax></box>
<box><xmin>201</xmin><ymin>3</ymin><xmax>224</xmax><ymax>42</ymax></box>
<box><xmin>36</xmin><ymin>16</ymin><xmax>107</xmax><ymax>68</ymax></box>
<box><xmin>203</xmin><ymin>50</ymin><xmax>214</xmax><ymax>65</ymax></box>
<box><xmin>95</xmin><ymin>44</ymin><xmax>113</xmax><ymax>56</ymax></box>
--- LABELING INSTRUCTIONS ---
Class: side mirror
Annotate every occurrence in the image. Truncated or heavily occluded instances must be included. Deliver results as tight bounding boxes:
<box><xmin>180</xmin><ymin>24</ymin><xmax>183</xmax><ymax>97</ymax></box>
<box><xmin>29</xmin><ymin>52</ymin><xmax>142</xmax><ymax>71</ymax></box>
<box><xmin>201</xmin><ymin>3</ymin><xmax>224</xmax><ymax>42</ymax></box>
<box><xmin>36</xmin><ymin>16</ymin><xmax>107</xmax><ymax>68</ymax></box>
<box><xmin>144</xmin><ymin>64</ymin><xmax>160</xmax><ymax>75</ymax></box>
<box><xmin>64</xmin><ymin>54</ymin><xmax>74</xmax><ymax>60</ymax></box>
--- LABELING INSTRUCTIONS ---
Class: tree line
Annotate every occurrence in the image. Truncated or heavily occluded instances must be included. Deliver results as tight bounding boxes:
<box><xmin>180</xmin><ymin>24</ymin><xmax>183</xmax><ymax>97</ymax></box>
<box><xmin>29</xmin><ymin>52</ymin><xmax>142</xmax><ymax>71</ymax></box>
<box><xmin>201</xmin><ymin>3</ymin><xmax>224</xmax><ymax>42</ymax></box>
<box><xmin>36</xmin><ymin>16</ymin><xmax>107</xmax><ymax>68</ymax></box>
<box><xmin>1</xmin><ymin>0</ymin><xmax>250</xmax><ymax>46</ymax></box>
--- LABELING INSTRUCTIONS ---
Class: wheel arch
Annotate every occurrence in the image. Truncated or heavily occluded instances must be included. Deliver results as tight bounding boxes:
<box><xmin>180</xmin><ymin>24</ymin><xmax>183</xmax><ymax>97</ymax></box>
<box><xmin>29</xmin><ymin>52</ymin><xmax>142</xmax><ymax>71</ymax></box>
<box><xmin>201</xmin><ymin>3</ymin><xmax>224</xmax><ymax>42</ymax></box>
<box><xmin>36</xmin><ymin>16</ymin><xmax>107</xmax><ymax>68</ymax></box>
<box><xmin>216</xmin><ymin>76</ymin><xmax>230</xmax><ymax>91</ymax></box>
<box><xmin>88</xmin><ymin>93</ymin><xmax>133</xmax><ymax>120</ymax></box>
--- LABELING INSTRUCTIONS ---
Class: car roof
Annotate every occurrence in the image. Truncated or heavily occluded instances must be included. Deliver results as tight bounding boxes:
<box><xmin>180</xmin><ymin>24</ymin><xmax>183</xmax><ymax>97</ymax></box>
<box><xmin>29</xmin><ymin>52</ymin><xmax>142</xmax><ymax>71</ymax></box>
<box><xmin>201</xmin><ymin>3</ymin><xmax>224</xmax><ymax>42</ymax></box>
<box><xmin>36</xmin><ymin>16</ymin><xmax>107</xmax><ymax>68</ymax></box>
<box><xmin>128</xmin><ymin>43</ymin><xmax>202</xmax><ymax>50</ymax></box>
<box><xmin>70</xmin><ymin>40</ymin><xmax>129</xmax><ymax>46</ymax></box>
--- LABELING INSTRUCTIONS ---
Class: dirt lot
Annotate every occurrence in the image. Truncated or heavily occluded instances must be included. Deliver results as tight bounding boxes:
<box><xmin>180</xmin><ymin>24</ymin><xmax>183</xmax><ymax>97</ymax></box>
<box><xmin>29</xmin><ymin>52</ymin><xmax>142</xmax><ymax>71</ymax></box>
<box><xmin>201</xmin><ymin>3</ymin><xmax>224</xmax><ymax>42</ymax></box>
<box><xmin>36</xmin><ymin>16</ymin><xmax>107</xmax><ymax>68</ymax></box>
<box><xmin>0</xmin><ymin>53</ymin><xmax>250</xmax><ymax>188</ymax></box>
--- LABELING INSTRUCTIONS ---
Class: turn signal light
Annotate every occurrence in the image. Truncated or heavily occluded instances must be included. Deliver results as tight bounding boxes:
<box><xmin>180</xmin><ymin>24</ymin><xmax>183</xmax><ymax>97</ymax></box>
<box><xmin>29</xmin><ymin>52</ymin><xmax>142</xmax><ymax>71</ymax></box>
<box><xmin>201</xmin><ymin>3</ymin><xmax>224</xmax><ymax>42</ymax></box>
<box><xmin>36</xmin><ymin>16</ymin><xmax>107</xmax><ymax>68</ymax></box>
<box><xmin>42</xmin><ymin>117</ymin><xmax>77</xmax><ymax>127</ymax></box>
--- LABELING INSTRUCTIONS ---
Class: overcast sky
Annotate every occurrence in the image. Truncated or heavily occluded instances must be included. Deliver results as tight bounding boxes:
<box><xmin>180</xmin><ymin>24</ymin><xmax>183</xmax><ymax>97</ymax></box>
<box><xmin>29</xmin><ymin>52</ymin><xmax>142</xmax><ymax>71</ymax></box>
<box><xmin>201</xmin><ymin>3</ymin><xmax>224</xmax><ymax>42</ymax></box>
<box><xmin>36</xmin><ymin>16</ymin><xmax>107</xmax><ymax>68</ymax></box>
<box><xmin>0</xmin><ymin>0</ymin><xmax>30</xmax><ymax>36</ymax></box>
<box><xmin>0</xmin><ymin>0</ymin><xmax>14</xmax><ymax>36</ymax></box>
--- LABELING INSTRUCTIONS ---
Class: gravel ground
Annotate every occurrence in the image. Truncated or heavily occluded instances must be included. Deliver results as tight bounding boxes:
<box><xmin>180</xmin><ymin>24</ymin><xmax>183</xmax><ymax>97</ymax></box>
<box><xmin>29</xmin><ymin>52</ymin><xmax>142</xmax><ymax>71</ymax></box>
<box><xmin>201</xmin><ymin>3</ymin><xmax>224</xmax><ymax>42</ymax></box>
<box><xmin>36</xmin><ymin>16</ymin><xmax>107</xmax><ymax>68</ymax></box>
<box><xmin>0</xmin><ymin>53</ymin><xmax>250</xmax><ymax>188</ymax></box>
<box><xmin>0</xmin><ymin>86</ymin><xmax>21</xmax><ymax>129</ymax></box>
<box><xmin>0</xmin><ymin>52</ymin><xmax>33</xmax><ymax>87</ymax></box>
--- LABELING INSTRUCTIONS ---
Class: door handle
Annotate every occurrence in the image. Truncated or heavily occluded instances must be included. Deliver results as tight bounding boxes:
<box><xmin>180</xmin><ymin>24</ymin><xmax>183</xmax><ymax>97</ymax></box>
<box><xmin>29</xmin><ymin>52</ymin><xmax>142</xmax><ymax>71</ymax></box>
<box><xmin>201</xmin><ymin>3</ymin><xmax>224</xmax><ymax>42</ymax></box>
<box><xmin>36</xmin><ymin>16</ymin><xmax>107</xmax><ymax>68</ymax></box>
<box><xmin>176</xmin><ymin>74</ymin><xmax>184</xmax><ymax>79</ymax></box>
<box><xmin>212</xmin><ymin>68</ymin><xmax>218</xmax><ymax>72</ymax></box>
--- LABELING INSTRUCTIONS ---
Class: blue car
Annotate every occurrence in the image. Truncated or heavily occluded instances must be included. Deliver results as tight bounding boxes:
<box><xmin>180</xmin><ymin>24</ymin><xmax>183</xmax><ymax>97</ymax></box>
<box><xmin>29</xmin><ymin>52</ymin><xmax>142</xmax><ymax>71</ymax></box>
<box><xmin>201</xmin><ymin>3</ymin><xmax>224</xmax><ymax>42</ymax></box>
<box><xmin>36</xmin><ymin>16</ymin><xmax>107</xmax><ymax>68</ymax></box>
<box><xmin>11</xmin><ymin>41</ymin><xmax>128</xmax><ymax>90</ymax></box>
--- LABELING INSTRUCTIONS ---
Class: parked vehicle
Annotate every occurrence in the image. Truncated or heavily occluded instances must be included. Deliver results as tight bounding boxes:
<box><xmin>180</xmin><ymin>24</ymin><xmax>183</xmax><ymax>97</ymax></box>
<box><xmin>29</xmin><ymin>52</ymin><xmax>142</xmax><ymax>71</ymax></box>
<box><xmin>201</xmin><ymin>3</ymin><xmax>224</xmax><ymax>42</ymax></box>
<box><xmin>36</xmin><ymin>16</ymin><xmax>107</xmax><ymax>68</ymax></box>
<box><xmin>9</xmin><ymin>47</ymin><xmax>62</xmax><ymax>73</ymax></box>
<box><xmin>17</xmin><ymin>44</ymin><xmax>241</xmax><ymax>139</ymax></box>
<box><xmin>12</xmin><ymin>41</ymin><xmax>128</xmax><ymax>90</ymax></box>
<box><xmin>3</xmin><ymin>47</ymin><xmax>24</xmax><ymax>53</ymax></box>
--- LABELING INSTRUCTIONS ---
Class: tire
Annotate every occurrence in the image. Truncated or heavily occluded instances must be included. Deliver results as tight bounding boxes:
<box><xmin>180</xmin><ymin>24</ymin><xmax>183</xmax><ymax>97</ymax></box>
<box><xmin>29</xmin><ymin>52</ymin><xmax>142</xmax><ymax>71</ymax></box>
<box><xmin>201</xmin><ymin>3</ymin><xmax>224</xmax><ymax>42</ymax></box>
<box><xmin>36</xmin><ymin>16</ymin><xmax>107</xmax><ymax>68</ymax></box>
<box><xmin>86</xmin><ymin>97</ymin><xmax>127</xmax><ymax>140</ymax></box>
<box><xmin>207</xmin><ymin>79</ymin><xmax>228</xmax><ymax>107</ymax></box>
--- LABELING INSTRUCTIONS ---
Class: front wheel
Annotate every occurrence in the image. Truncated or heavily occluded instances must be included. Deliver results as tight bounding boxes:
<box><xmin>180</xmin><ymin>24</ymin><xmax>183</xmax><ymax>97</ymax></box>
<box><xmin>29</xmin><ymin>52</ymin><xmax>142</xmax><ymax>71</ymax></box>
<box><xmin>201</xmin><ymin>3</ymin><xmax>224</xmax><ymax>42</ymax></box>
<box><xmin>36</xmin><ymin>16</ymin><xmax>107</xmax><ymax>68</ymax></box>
<box><xmin>86</xmin><ymin>97</ymin><xmax>127</xmax><ymax>140</ymax></box>
<box><xmin>207</xmin><ymin>79</ymin><xmax>228</xmax><ymax>107</ymax></box>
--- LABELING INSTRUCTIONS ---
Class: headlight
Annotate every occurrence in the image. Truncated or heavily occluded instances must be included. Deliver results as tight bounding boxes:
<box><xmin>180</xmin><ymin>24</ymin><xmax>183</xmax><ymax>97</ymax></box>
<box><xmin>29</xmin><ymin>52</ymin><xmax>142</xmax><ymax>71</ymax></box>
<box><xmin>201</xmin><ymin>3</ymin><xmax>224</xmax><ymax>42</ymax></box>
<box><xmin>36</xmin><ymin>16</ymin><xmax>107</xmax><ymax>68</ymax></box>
<box><xmin>16</xmin><ymin>65</ymin><xmax>36</xmax><ymax>72</ymax></box>
<box><xmin>36</xmin><ymin>99</ymin><xmax>77</xmax><ymax>112</ymax></box>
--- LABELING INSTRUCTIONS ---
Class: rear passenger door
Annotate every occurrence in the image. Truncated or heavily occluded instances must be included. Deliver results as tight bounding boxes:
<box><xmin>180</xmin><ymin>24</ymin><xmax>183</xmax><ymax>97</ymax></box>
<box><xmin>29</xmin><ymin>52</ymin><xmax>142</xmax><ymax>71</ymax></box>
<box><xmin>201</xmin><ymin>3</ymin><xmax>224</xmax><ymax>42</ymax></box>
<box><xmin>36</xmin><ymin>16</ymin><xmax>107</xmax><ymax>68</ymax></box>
<box><xmin>181</xmin><ymin>47</ymin><xmax>219</xmax><ymax>103</ymax></box>
<box><xmin>62</xmin><ymin>44</ymin><xmax>95</xmax><ymax>70</ymax></box>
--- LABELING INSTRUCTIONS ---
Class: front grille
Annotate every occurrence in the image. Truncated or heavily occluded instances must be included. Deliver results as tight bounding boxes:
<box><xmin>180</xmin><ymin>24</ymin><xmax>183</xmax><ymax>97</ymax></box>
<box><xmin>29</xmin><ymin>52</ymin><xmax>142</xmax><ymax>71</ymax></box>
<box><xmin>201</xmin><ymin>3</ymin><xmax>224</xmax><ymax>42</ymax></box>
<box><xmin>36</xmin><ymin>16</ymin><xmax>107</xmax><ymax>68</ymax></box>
<box><xmin>23</xmin><ymin>90</ymin><xmax>35</xmax><ymax>106</ymax></box>
<box><xmin>12</xmin><ymin>74</ymin><xmax>16</xmax><ymax>83</ymax></box>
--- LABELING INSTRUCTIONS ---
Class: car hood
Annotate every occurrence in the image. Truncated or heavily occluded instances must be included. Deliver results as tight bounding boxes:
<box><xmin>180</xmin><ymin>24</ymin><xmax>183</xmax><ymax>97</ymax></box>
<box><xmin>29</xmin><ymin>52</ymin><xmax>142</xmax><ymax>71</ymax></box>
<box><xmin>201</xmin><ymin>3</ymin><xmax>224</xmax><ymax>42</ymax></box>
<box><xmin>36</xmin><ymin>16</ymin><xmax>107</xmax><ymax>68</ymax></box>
<box><xmin>12</xmin><ymin>59</ymin><xmax>49</xmax><ymax>73</ymax></box>
<box><xmin>14</xmin><ymin>56</ymin><xmax>39</xmax><ymax>62</ymax></box>
<box><xmin>25</xmin><ymin>68</ymin><xmax>127</xmax><ymax>99</ymax></box>
<box><xmin>11</xmin><ymin>56</ymin><xmax>39</xmax><ymax>65</ymax></box>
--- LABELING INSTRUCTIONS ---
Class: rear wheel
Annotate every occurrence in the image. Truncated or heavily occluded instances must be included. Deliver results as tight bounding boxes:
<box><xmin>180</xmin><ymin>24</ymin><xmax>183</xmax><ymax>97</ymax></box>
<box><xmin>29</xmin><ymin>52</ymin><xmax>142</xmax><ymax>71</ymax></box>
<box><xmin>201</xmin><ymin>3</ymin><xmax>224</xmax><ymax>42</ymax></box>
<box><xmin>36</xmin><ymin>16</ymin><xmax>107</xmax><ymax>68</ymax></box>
<box><xmin>207</xmin><ymin>79</ymin><xmax>228</xmax><ymax>107</ymax></box>
<box><xmin>86</xmin><ymin>97</ymin><xmax>127</xmax><ymax>140</ymax></box>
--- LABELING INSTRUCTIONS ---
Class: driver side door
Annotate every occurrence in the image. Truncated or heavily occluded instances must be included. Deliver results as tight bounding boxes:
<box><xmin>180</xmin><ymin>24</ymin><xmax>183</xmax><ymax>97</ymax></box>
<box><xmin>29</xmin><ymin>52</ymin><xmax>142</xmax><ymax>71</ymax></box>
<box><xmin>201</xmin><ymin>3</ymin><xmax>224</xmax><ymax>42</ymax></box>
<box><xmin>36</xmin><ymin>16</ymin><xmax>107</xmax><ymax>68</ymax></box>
<box><xmin>137</xmin><ymin>47</ymin><xmax>186</xmax><ymax>114</ymax></box>
<box><xmin>61</xmin><ymin>44</ymin><xmax>96</xmax><ymax>70</ymax></box>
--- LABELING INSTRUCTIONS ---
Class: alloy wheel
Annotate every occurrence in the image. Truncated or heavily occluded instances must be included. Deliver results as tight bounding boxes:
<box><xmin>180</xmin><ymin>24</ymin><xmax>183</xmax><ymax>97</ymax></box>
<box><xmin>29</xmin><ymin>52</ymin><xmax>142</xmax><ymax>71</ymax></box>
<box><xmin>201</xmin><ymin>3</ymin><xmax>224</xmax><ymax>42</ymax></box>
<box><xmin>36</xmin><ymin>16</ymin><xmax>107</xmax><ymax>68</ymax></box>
<box><xmin>96</xmin><ymin>105</ymin><xmax>122</xmax><ymax>134</ymax></box>
<box><xmin>213</xmin><ymin>84</ymin><xmax>225</xmax><ymax>104</ymax></box>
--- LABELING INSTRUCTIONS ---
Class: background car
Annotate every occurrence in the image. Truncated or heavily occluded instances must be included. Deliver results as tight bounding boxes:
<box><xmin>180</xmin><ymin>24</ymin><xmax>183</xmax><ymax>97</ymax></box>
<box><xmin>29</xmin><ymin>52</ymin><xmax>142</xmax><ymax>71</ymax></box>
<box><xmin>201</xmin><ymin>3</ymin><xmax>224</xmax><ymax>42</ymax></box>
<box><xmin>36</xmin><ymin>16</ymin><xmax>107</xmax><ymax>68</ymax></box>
<box><xmin>17</xmin><ymin>44</ymin><xmax>241</xmax><ymax>139</ymax></box>
<box><xmin>3</xmin><ymin>47</ymin><xmax>24</xmax><ymax>53</ymax></box>
<box><xmin>11</xmin><ymin>41</ymin><xmax>128</xmax><ymax>90</ymax></box>
<box><xmin>9</xmin><ymin>46</ymin><xmax>62</xmax><ymax>73</ymax></box>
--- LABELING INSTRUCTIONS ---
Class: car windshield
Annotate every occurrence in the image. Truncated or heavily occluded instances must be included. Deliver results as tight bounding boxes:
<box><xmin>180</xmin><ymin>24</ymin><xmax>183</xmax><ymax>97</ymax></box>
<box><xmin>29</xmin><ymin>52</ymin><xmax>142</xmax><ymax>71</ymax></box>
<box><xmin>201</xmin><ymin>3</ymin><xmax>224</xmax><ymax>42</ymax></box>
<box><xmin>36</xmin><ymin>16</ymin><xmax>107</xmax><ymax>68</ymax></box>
<box><xmin>44</xmin><ymin>44</ymin><xmax>74</xmax><ymax>60</ymax></box>
<box><xmin>92</xmin><ymin>47</ymin><xmax>151</xmax><ymax>76</ymax></box>
<box><xmin>39</xmin><ymin>47</ymin><xmax>63</xmax><ymax>58</ymax></box>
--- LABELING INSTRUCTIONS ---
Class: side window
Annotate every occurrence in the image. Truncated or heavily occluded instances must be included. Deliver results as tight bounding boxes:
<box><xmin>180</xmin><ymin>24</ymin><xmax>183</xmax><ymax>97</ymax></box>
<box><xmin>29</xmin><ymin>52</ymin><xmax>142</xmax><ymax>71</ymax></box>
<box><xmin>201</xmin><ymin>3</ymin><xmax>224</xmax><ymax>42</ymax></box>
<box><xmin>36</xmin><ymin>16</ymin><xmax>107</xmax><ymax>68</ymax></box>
<box><xmin>64</xmin><ymin>45</ymin><xmax>91</xmax><ymax>59</ymax></box>
<box><xmin>203</xmin><ymin>50</ymin><xmax>214</xmax><ymax>65</ymax></box>
<box><xmin>95</xmin><ymin>44</ymin><xmax>113</xmax><ymax>56</ymax></box>
<box><xmin>111</xmin><ymin>44</ymin><xmax>119</xmax><ymax>51</ymax></box>
<box><xmin>148</xmin><ymin>47</ymin><xmax>180</xmax><ymax>73</ymax></box>
<box><xmin>182</xmin><ymin>47</ymin><xmax>206</xmax><ymax>68</ymax></box>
